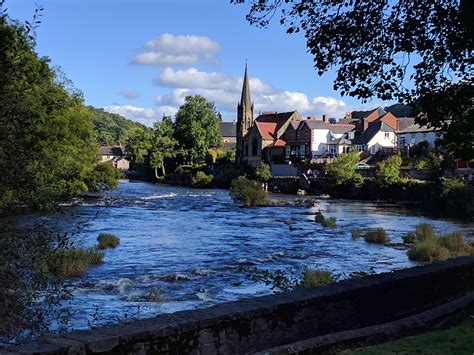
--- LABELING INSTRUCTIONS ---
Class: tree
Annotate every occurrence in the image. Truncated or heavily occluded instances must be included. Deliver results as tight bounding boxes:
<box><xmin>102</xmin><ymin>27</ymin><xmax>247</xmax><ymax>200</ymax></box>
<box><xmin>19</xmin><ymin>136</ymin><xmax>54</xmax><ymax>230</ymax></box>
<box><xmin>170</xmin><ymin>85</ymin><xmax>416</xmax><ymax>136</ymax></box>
<box><xmin>255</xmin><ymin>162</ymin><xmax>271</xmax><ymax>190</ymax></box>
<box><xmin>149</xmin><ymin>116</ymin><xmax>177</xmax><ymax>177</ymax></box>
<box><xmin>232</xmin><ymin>0</ymin><xmax>473</xmax><ymax>157</ymax></box>
<box><xmin>375</xmin><ymin>155</ymin><xmax>403</xmax><ymax>187</ymax></box>
<box><xmin>174</xmin><ymin>95</ymin><xmax>222</xmax><ymax>165</ymax></box>
<box><xmin>0</xmin><ymin>13</ymin><xmax>119</xmax><ymax>212</ymax></box>
<box><xmin>325</xmin><ymin>152</ymin><xmax>362</xmax><ymax>185</ymax></box>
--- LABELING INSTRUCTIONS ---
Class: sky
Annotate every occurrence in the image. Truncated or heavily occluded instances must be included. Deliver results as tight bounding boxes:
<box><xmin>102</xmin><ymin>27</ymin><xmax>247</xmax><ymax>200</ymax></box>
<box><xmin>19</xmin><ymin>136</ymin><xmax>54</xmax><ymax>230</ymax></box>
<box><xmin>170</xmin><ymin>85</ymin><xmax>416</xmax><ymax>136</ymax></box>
<box><xmin>6</xmin><ymin>0</ymin><xmax>386</xmax><ymax>126</ymax></box>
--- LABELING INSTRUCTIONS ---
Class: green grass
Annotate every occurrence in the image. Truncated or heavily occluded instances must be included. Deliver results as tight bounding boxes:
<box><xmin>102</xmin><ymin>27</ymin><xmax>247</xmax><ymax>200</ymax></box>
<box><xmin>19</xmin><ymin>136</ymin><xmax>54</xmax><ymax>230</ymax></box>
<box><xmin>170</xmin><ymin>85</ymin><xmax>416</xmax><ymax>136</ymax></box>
<box><xmin>403</xmin><ymin>223</ymin><xmax>436</xmax><ymax>244</ymax></box>
<box><xmin>297</xmin><ymin>268</ymin><xmax>335</xmax><ymax>288</ymax></box>
<box><xmin>47</xmin><ymin>247</ymin><xmax>104</xmax><ymax>277</ymax></box>
<box><xmin>97</xmin><ymin>233</ymin><xmax>120</xmax><ymax>249</ymax></box>
<box><xmin>348</xmin><ymin>316</ymin><xmax>474</xmax><ymax>354</ymax></box>
<box><xmin>364</xmin><ymin>228</ymin><xmax>389</xmax><ymax>244</ymax></box>
<box><xmin>407</xmin><ymin>231</ymin><xmax>473</xmax><ymax>262</ymax></box>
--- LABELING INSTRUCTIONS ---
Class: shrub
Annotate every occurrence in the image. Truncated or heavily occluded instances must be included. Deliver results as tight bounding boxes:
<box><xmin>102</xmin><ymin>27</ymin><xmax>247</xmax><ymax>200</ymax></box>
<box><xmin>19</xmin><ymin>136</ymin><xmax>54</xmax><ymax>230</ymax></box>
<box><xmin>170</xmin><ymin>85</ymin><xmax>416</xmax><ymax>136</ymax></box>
<box><xmin>321</xmin><ymin>217</ymin><xmax>337</xmax><ymax>228</ymax></box>
<box><xmin>314</xmin><ymin>213</ymin><xmax>325</xmax><ymax>223</ymax></box>
<box><xmin>325</xmin><ymin>152</ymin><xmax>363</xmax><ymax>186</ymax></box>
<box><xmin>403</xmin><ymin>223</ymin><xmax>436</xmax><ymax>244</ymax></box>
<box><xmin>146</xmin><ymin>287</ymin><xmax>165</xmax><ymax>303</ymax></box>
<box><xmin>191</xmin><ymin>171</ymin><xmax>214</xmax><ymax>187</ymax></box>
<box><xmin>297</xmin><ymin>268</ymin><xmax>336</xmax><ymax>288</ymax></box>
<box><xmin>351</xmin><ymin>228</ymin><xmax>362</xmax><ymax>238</ymax></box>
<box><xmin>438</xmin><ymin>232</ymin><xmax>473</xmax><ymax>257</ymax></box>
<box><xmin>407</xmin><ymin>239</ymin><xmax>450</xmax><ymax>262</ymax></box>
<box><xmin>255</xmin><ymin>162</ymin><xmax>272</xmax><ymax>183</ymax></box>
<box><xmin>364</xmin><ymin>228</ymin><xmax>389</xmax><ymax>244</ymax></box>
<box><xmin>47</xmin><ymin>247</ymin><xmax>104</xmax><ymax>277</ymax></box>
<box><xmin>97</xmin><ymin>233</ymin><xmax>120</xmax><ymax>249</ymax></box>
<box><xmin>375</xmin><ymin>154</ymin><xmax>403</xmax><ymax>187</ymax></box>
<box><xmin>205</xmin><ymin>149</ymin><xmax>218</xmax><ymax>165</ymax></box>
<box><xmin>230</xmin><ymin>176</ymin><xmax>268</xmax><ymax>206</ymax></box>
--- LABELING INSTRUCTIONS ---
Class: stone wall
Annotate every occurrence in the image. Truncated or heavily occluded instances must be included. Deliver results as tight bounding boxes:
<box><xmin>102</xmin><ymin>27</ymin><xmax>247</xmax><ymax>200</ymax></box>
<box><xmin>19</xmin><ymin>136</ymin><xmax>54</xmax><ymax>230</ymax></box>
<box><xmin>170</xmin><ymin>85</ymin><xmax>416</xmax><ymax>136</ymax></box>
<box><xmin>9</xmin><ymin>256</ymin><xmax>474</xmax><ymax>354</ymax></box>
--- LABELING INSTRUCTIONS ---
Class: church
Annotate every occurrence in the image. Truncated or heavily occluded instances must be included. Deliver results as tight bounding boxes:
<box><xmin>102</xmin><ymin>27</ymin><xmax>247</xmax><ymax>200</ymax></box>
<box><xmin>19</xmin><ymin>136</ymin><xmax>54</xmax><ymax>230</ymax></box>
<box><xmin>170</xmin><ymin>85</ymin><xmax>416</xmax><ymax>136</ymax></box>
<box><xmin>235</xmin><ymin>65</ymin><xmax>302</xmax><ymax>167</ymax></box>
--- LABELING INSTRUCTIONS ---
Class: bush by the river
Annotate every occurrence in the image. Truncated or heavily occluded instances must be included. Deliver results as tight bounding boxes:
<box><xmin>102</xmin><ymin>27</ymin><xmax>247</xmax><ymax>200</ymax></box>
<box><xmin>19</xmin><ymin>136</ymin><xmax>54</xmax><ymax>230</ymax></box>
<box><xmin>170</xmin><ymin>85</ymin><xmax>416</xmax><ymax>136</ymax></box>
<box><xmin>97</xmin><ymin>233</ymin><xmax>120</xmax><ymax>249</ymax></box>
<box><xmin>47</xmin><ymin>247</ymin><xmax>104</xmax><ymax>277</ymax></box>
<box><xmin>230</xmin><ymin>176</ymin><xmax>268</xmax><ymax>206</ymax></box>
<box><xmin>314</xmin><ymin>213</ymin><xmax>325</xmax><ymax>223</ymax></box>
<box><xmin>351</xmin><ymin>228</ymin><xmax>362</xmax><ymax>238</ymax></box>
<box><xmin>322</xmin><ymin>217</ymin><xmax>337</xmax><ymax>228</ymax></box>
<box><xmin>403</xmin><ymin>223</ymin><xmax>436</xmax><ymax>244</ymax></box>
<box><xmin>364</xmin><ymin>228</ymin><xmax>390</xmax><ymax>244</ymax></box>
<box><xmin>191</xmin><ymin>171</ymin><xmax>214</xmax><ymax>187</ymax></box>
<box><xmin>297</xmin><ymin>268</ymin><xmax>335</xmax><ymax>288</ymax></box>
<box><xmin>407</xmin><ymin>228</ymin><xmax>473</xmax><ymax>262</ymax></box>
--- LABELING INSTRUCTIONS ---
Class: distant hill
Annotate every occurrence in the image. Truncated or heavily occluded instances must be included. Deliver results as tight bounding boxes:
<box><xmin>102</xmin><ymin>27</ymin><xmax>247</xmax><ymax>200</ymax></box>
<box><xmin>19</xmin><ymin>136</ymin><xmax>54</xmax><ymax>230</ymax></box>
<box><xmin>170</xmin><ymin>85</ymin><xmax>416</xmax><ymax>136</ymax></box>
<box><xmin>351</xmin><ymin>104</ymin><xmax>414</xmax><ymax>119</ymax></box>
<box><xmin>88</xmin><ymin>106</ymin><xmax>147</xmax><ymax>146</ymax></box>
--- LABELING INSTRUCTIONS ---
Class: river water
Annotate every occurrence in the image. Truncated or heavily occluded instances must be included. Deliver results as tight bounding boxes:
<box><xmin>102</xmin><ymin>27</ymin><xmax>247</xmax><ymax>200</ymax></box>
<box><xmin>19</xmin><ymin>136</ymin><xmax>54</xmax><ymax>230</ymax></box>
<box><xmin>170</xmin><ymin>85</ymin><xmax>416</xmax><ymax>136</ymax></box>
<box><xmin>34</xmin><ymin>181</ymin><xmax>474</xmax><ymax>330</ymax></box>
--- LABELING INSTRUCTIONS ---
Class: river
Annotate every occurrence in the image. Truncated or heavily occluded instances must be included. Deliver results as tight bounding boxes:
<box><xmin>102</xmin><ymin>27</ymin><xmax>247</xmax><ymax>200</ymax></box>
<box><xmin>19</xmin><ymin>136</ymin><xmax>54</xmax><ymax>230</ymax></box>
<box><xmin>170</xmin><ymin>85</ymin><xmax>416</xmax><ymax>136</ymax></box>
<box><xmin>33</xmin><ymin>181</ymin><xmax>474</xmax><ymax>330</ymax></box>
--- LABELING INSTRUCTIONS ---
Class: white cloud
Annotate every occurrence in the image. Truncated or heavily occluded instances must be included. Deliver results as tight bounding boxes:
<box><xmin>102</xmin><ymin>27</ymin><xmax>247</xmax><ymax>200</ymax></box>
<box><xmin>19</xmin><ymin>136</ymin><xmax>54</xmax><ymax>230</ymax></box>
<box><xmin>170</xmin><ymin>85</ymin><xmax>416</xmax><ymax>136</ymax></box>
<box><xmin>131</xmin><ymin>34</ymin><xmax>221</xmax><ymax>66</ymax></box>
<box><xmin>103</xmin><ymin>104</ymin><xmax>171</xmax><ymax>126</ymax></box>
<box><xmin>152</xmin><ymin>67</ymin><xmax>376</xmax><ymax>119</ymax></box>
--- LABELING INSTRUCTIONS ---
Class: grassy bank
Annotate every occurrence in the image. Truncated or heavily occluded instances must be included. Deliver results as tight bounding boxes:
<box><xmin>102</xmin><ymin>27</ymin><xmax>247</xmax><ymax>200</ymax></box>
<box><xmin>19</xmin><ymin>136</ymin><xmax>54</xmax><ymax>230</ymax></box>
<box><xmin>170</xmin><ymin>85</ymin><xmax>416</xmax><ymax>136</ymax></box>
<box><xmin>347</xmin><ymin>316</ymin><xmax>474</xmax><ymax>354</ymax></box>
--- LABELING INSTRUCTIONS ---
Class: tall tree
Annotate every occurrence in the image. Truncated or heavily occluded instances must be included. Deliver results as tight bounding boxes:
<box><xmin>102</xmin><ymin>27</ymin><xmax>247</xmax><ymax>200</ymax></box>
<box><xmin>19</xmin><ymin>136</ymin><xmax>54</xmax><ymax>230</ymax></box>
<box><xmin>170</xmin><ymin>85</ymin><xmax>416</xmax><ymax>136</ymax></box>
<box><xmin>149</xmin><ymin>116</ymin><xmax>177</xmax><ymax>177</ymax></box>
<box><xmin>232</xmin><ymin>0</ymin><xmax>473</xmax><ymax>157</ymax></box>
<box><xmin>0</xmin><ymin>12</ymin><xmax>118</xmax><ymax>212</ymax></box>
<box><xmin>174</xmin><ymin>95</ymin><xmax>222</xmax><ymax>164</ymax></box>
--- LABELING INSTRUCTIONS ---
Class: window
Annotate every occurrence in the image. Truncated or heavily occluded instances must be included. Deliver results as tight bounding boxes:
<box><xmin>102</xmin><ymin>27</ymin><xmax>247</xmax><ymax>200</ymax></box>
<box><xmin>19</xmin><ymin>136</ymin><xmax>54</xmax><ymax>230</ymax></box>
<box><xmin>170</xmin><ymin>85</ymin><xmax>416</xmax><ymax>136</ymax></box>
<box><xmin>411</xmin><ymin>133</ymin><xmax>416</xmax><ymax>139</ymax></box>
<box><xmin>356</xmin><ymin>145</ymin><xmax>364</xmax><ymax>152</ymax></box>
<box><xmin>422</xmin><ymin>133</ymin><xmax>427</xmax><ymax>140</ymax></box>
<box><xmin>384</xmin><ymin>132</ymin><xmax>390</xmax><ymax>138</ymax></box>
<box><xmin>299</xmin><ymin>144</ymin><xmax>305</xmax><ymax>157</ymax></box>
<box><xmin>285</xmin><ymin>145</ymin><xmax>290</xmax><ymax>157</ymax></box>
<box><xmin>251</xmin><ymin>138</ymin><xmax>258</xmax><ymax>156</ymax></box>
<box><xmin>399</xmin><ymin>134</ymin><xmax>406</xmax><ymax>145</ymax></box>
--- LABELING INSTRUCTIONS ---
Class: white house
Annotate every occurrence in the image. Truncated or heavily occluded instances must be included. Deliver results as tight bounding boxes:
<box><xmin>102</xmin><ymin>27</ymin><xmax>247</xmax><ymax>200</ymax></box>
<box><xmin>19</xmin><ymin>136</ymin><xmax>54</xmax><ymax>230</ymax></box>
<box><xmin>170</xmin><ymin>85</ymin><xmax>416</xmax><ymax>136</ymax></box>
<box><xmin>397</xmin><ymin>123</ymin><xmax>444</xmax><ymax>147</ymax></box>
<box><xmin>352</xmin><ymin>121</ymin><xmax>397</xmax><ymax>154</ymax></box>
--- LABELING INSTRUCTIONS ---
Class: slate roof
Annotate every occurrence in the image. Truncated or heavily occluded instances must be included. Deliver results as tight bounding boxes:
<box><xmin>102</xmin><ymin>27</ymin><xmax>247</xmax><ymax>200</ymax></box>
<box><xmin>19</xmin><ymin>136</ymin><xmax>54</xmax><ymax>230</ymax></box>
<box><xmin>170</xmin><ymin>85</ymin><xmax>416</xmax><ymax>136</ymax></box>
<box><xmin>352</xmin><ymin>121</ymin><xmax>394</xmax><ymax>145</ymax></box>
<box><xmin>397</xmin><ymin>117</ymin><xmax>416</xmax><ymax>131</ymax></box>
<box><xmin>330</xmin><ymin>124</ymin><xmax>355</xmax><ymax>135</ymax></box>
<box><xmin>256</xmin><ymin>111</ymin><xmax>298</xmax><ymax>132</ymax></box>
<box><xmin>399</xmin><ymin>123</ymin><xmax>438</xmax><ymax>133</ymax></box>
<box><xmin>99</xmin><ymin>146</ymin><xmax>124</xmax><ymax>156</ymax></box>
<box><xmin>365</xmin><ymin>107</ymin><xmax>387</xmax><ymax>119</ymax></box>
<box><xmin>219</xmin><ymin>121</ymin><xmax>237</xmax><ymax>137</ymax></box>
<box><xmin>328</xmin><ymin>136</ymin><xmax>352</xmax><ymax>145</ymax></box>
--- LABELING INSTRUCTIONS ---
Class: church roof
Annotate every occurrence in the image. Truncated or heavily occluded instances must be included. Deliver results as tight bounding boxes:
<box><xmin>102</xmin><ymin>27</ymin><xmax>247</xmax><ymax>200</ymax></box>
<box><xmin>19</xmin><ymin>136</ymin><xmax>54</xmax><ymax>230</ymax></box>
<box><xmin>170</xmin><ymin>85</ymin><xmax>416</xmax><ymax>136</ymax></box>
<box><xmin>255</xmin><ymin>121</ymin><xmax>278</xmax><ymax>140</ymax></box>
<box><xmin>219</xmin><ymin>121</ymin><xmax>236</xmax><ymax>137</ymax></box>
<box><xmin>255</xmin><ymin>111</ymin><xmax>299</xmax><ymax>131</ymax></box>
<box><xmin>240</xmin><ymin>64</ymin><xmax>252</xmax><ymax>108</ymax></box>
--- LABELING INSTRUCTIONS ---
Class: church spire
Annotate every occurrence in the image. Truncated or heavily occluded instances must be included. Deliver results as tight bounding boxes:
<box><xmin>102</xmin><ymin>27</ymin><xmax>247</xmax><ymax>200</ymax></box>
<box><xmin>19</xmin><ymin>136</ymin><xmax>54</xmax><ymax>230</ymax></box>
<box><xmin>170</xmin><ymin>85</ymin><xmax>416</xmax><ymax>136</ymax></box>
<box><xmin>240</xmin><ymin>63</ymin><xmax>251</xmax><ymax>109</ymax></box>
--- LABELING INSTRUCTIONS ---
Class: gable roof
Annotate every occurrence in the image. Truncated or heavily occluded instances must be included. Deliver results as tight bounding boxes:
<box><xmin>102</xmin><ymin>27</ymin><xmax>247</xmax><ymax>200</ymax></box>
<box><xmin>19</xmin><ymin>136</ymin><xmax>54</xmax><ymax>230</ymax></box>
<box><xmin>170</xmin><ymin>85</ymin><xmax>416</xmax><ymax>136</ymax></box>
<box><xmin>255</xmin><ymin>121</ymin><xmax>278</xmax><ymax>140</ymax></box>
<box><xmin>219</xmin><ymin>121</ymin><xmax>236</xmax><ymax>137</ymax></box>
<box><xmin>397</xmin><ymin>117</ymin><xmax>416</xmax><ymax>131</ymax></box>
<box><xmin>99</xmin><ymin>146</ymin><xmax>124</xmax><ymax>156</ymax></box>
<box><xmin>365</xmin><ymin>107</ymin><xmax>387</xmax><ymax>120</ymax></box>
<box><xmin>352</xmin><ymin>121</ymin><xmax>394</xmax><ymax>145</ymax></box>
<box><xmin>255</xmin><ymin>111</ymin><xmax>299</xmax><ymax>130</ymax></box>
<box><xmin>330</xmin><ymin>124</ymin><xmax>355</xmax><ymax>135</ymax></box>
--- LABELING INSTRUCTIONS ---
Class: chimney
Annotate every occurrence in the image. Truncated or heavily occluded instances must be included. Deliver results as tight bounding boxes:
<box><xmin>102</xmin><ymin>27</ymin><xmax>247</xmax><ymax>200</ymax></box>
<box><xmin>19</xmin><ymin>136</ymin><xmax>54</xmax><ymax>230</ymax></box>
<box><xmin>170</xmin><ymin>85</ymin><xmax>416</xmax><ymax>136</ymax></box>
<box><xmin>322</xmin><ymin>114</ymin><xmax>329</xmax><ymax>123</ymax></box>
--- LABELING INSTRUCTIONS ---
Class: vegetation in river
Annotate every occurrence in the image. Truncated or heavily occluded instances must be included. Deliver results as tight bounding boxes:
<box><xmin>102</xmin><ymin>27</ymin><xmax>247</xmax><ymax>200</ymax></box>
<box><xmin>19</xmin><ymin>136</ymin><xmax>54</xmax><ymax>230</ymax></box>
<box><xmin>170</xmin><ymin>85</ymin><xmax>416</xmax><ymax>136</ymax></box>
<box><xmin>351</xmin><ymin>228</ymin><xmax>362</xmax><ymax>239</ymax></box>
<box><xmin>97</xmin><ymin>233</ymin><xmax>120</xmax><ymax>249</ymax></box>
<box><xmin>407</xmin><ymin>227</ymin><xmax>474</xmax><ymax>262</ymax></box>
<box><xmin>321</xmin><ymin>217</ymin><xmax>337</xmax><ymax>228</ymax></box>
<box><xmin>363</xmin><ymin>228</ymin><xmax>390</xmax><ymax>244</ymax></box>
<box><xmin>297</xmin><ymin>268</ymin><xmax>336</xmax><ymax>288</ymax></box>
<box><xmin>230</xmin><ymin>176</ymin><xmax>268</xmax><ymax>206</ymax></box>
<box><xmin>47</xmin><ymin>247</ymin><xmax>104</xmax><ymax>277</ymax></box>
<box><xmin>145</xmin><ymin>287</ymin><xmax>165</xmax><ymax>304</ymax></box>
<box><xmin>191</xmin><ymin>171</ymin><xmax>214</xmax><ymax>188</ymax></box>
<box><xmin>403</xmin><ymin>223</ymin><xmax>436</xmax><ymax>244</ymax></box>
<box><xmin>314</xmin><ymin>213</ymin><xmax>325</xmax><ymax>223</ymax></box>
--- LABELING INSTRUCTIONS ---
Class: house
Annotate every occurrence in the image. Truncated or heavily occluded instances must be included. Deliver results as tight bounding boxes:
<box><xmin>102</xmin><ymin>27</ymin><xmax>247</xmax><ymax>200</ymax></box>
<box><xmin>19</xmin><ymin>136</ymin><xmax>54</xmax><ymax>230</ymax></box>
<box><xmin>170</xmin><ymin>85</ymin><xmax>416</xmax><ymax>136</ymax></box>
<box><xmin>243</xmin><ymin>111</ymin><xmax>302</xmax><ymax>167</ymax></box>
<box><xmin>99</xmin><ymin>145</ymin><xmax>130</xmax><ymax>170</ymax></box>
<box><xmin>352</xmin><ymin>121</ymin><xmax>397</xmax><ymax>154</ymax></box>
<box><xmin>219</xmin><ymin>121</ymin><xmax>237</xmax><ymax>149</ymax></box>
<box><xmin>397</xmin><ymin>123</ymin><xmax>445</xmax><ymax>148</ymax></box>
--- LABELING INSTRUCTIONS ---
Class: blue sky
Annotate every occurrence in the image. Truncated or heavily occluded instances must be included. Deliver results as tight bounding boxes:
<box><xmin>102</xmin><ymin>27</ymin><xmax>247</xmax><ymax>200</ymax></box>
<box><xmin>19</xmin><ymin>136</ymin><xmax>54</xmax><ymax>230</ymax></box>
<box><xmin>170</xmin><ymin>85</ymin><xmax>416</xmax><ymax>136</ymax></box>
<box><xmin>7</xmin><ymin>0</ymin><xmax>385</xmax><ymax>125</ymax></box>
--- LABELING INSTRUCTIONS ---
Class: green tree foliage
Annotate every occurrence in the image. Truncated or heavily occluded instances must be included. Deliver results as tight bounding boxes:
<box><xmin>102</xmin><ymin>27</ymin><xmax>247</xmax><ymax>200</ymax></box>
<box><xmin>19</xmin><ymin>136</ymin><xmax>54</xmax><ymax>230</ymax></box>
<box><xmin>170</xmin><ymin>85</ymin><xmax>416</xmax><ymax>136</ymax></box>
<box><xmin>89</xmin><ymin>106</ymin><xmax>146</xmax><ymax>146</ymax></box>
<box><xmin>375</xmin><ymin>154</ymin><xmax>403</xmax><ymax>187</ymax></box>
<box><xmin>255</xmin><ymin>162</ymin><xmax>271</xmax><ymax>183</ymax></box>
<box><xmin>325</xmin><ymin>152</ymin><xmax>362</xmax><ymax>185</ymax></box>
<box><xmin>0</xmin><ymin>15</ymin><xmax>119</xmax><ymax>212</ymax></box>
<box><xmin>233</xmin><ymin>0</ymin><xmax>473</xmax><ymax>157</ymax></box>
<box><xmin>174</xmin><ymin>95</ymin><xmax>222</xmax><ymax>164</ymax></box>
<box><xmin>191</xmin><ymin>171</ymin><xmax>214</xmax><ymax>187</ymax></box>
<box><xmin>149</xmin><ymin>116</ymin><xmax>177</xmax><ymax>177</ymax></box>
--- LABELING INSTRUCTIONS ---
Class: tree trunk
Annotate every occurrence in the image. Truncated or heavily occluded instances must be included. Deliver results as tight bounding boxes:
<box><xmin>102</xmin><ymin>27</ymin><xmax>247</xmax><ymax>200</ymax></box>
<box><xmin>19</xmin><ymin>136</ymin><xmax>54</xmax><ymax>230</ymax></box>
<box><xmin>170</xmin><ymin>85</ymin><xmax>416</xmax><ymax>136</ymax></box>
<box><xmin>154</xmin><ymin>167</ymin><xmax>159</xmax><ymax>180</ymax></box>
<box><xmin>161</xmin><ymin>162</ymin><xmax>166</xmax><ymax>176</ymax></box>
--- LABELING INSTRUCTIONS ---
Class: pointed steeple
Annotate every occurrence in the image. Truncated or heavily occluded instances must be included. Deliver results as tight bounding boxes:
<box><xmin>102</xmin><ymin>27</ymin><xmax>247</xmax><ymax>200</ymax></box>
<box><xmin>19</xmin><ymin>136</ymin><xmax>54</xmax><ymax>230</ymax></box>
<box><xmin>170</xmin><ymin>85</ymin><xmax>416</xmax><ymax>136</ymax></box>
<box><xmin>240</xmin><ymin>64</ymin><xmax>252</xmax><ymax>109</ymax></box>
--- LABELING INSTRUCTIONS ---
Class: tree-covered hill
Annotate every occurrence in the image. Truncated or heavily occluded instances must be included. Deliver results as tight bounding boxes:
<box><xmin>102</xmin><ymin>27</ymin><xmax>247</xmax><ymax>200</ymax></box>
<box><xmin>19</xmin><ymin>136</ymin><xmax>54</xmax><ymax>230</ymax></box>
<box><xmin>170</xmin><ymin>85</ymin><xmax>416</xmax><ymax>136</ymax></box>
<box><xmin>89</xmin><ymin>106</ymin><xmax>147</xmax><ymax>146</ymax></box>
